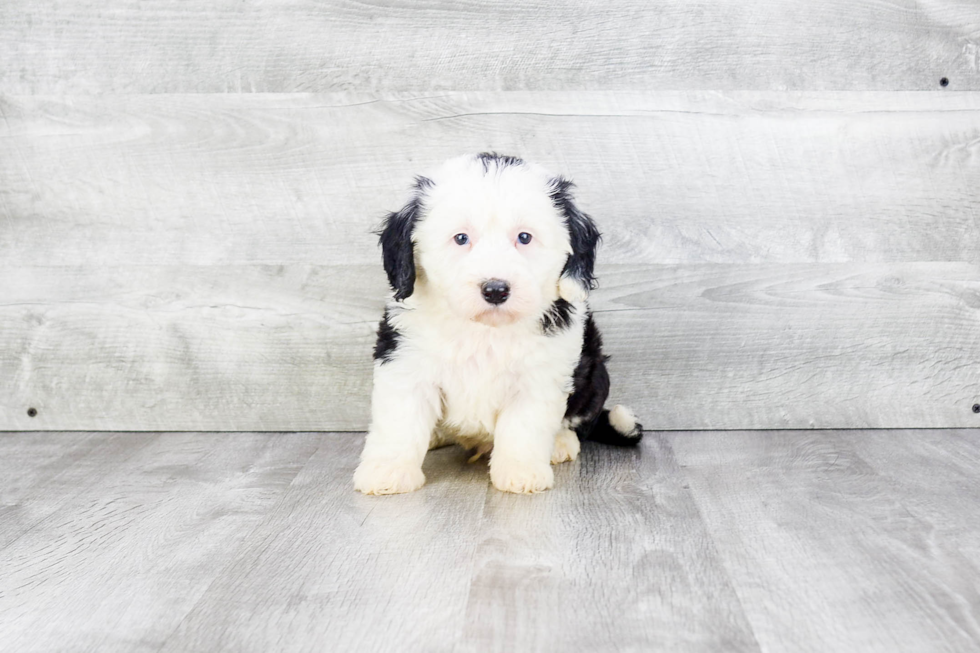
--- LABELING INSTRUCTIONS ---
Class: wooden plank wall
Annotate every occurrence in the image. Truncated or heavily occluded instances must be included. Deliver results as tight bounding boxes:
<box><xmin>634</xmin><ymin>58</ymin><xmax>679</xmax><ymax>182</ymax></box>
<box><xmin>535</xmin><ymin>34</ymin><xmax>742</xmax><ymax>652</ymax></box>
<box><xmin>1</xmin><ymin>2</ymin><xmax>979</xmax><ymax>431</ymax></box>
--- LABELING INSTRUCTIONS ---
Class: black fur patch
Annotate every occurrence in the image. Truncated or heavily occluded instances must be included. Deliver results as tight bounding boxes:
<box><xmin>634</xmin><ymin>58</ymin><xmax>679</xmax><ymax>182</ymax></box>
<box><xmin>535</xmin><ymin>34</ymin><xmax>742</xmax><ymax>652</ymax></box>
<box><xmin>564</xmin><ymin>313</ymin><xmax>643</xmax><ymax>446</ymax></box>
<box><xmin>549</xmin><ymin>177</ymin><xmax>601</xmax><ymax>292</ymax></box>
<box><xmin>376</xmin><ymin>176</ymin><xmax>432</xmax><ymax>301</ymax></box>
<box><xmin>540</xmin><ymin>298</ymin><xmax>575</xmax><ymax>335</ymax></box>
<box><xmin>373</xmin><ymin>309</ymin><xmax>400</xmax><ymax>365</ymax></box>
<box><xmin>564</xmin><ymin>312</ymin><xmax>610</xmax><ymax>429</ymax></box>
<box><xmin>477</xmin><ymin>152</ymin><xmax>525</xmax><ymax>173</ymax></box>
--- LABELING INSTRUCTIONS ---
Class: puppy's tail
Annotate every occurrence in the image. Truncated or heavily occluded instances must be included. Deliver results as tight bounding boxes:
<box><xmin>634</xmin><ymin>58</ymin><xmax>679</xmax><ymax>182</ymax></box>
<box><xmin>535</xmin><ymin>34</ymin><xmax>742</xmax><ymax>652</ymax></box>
<box><xmin>582</xmin><ymin>405</ymin><xmax>643</xmax><ymax>446</ymax></box>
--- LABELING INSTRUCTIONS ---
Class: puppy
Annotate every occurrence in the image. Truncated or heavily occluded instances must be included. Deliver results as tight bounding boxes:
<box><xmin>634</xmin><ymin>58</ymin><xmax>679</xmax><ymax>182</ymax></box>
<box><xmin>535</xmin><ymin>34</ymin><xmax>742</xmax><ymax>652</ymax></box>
<box><xmin>354</xmin><ymin>153</ymin><xmax>642</xmax><ymax>495</ymax></box>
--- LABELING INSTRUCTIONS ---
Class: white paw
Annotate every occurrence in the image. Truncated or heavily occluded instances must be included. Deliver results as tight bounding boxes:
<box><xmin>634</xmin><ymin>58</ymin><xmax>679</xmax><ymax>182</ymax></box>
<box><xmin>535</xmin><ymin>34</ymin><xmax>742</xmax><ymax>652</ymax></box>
<box><xmin>353</xmin><ymin>459</ymin><xmax>425</xmax><ymax>495</ymax></box>
<box><xmin>490</xmin><ymin>457</ymin><xmax>554</xmax><ymax>494</ymax></box>
<box><xmin>551</xmin><ymin>429</ymin><xmax>581</xmax><ymax>464</ymax></box>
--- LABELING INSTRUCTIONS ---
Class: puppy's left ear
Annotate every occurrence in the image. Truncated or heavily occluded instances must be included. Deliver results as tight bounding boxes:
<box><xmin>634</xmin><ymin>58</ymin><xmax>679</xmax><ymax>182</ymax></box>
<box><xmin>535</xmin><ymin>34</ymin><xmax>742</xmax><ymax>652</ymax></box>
<box><xmin>377</xmin><ymin>177</ymin><xmax>431</xmax><ymax>301</ymax></box>
<box><xmin>550</xmin><ymin>177</ymin><xmax>601</xmax><ymax>302</ymax></box>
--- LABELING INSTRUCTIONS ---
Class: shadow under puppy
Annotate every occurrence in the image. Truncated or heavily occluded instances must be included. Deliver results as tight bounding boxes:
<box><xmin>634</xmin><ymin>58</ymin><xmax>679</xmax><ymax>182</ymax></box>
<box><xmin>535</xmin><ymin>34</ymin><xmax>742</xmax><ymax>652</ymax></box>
<box><xmin>354</xmin><ymin>153</ymin><xmax>642</xmax><ymax>495</ymax></box>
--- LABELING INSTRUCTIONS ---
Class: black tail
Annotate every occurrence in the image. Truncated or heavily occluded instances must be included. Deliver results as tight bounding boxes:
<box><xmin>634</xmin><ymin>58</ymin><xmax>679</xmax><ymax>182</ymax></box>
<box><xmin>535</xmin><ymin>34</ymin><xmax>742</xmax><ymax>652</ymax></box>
<box><xmin>579</xmin><ymin>405</ymin><xmax>643</xmax><ymax>447</ymax></box>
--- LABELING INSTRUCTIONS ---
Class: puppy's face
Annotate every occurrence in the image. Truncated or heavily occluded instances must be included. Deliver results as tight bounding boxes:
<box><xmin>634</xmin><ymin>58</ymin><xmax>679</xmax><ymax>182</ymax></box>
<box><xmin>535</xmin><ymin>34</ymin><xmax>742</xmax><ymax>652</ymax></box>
<box><xmin>414</xmin><ymin>158</ymin><xmax>571</xmax><ymax>325</ymax></box>
<box><xmin>379</xmin><ymin>154</ymin><xmax>600</xmax><ymax>325</ymax></box>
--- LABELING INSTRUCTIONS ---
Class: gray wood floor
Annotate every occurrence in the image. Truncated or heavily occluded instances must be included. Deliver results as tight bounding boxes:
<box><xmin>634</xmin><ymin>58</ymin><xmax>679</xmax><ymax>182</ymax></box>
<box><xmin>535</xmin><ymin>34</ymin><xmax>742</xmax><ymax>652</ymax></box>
<box><xmin>1</xmin><ymin>431</ymin><xmax>978</xmax><ymax>652</ymax></box>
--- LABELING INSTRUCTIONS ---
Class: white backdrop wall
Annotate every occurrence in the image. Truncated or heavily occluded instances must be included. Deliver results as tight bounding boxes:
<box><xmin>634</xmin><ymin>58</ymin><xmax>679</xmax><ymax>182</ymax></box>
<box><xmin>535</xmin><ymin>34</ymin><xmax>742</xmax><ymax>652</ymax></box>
<box><xmin>2</xmin><ymin>2</ymin><xmax>979</xmax><ymax>430</ymax></box>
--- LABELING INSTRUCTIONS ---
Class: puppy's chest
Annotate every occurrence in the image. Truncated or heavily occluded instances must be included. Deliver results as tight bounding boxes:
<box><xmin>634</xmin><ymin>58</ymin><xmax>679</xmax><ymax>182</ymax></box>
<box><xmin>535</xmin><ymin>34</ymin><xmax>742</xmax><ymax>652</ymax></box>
<box><xmin>429</xmin><ymin>328</ymin><xmax>577</xmax><ymax>437</ymax></box>
<box><xmin>439</xmin><ymin>336</ymin><xmax>528</xmax><ymax>428</ymax></box>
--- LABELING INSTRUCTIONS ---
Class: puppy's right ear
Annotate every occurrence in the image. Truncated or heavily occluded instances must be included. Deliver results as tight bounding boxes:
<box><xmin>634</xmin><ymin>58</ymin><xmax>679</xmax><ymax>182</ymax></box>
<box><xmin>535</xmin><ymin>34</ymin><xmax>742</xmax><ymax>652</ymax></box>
<box><xmin>377</xmin><ymin>176</ymin><xmax>431</xmax><ymax>301</ymax></box>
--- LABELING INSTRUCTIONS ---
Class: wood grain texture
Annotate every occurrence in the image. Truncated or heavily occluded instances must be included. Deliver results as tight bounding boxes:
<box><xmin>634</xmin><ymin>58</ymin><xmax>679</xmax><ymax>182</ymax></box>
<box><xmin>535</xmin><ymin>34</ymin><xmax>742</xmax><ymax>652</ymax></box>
<box><xmin>1</xmin><ymin>0</ymin><xmax>978</xmax><ymax>93</ymax></box>
<box><xmin>596</xmin><ymin>262</ymin><xmax>980</xmax><ymax>430</ymax></box>
<box><xmin>0</xmin><ymin>431</ymin><xmax>159</xmax><ymax>549</ymax></box>
<box><xmin>2</xmin><ymin>92</ymin><xmax>980</xmax><ymax>267</ymax></box>
<box><xmin>157</xmin><ymin>434</ymin><xmax>490</xmax><ymax>653</ymax></box>
<box><xmin>2</xmin><ymin>430</ymin><xmax>979</xmax><ymax>652</ymax></box>
<box><xmin>0</xmin><ymin>432</ymin><xmax>322</xmax><ymax>653</ymax></box>
<box><xmin>0</xmin><ymin>264</ymin><xmax>385</xmax><ymax>431</ymax></box>
<box><xmin>670</xmin><ymin>430</ymin><xmax>980</xmax><ymax>653</ymax></box>
<box><xmin>844</xmin><ymin>429</ymin><xmax>980</xmax><ymax>562</ymax></box>
<box><xmin>462</xmin><ymin>436</ymin><xmax>758</xmax><ymax>652</ymax></box>
<box><xmin>3</xmin><ymin>262</ymin><xmax>978</xmax><ymax>431</ymax></box>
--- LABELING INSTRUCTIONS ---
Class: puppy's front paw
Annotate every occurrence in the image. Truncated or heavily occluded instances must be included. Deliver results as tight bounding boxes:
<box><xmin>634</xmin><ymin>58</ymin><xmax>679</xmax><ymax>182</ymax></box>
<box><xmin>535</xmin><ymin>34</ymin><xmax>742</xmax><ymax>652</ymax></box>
<box><xmin>551</xmin><ymin>429</ymin><xmax>581</xmax><ymax>464</ymax></box>
<box><xmin>353</xmin><ymin>459</ymin><xmax>425</xmax><ymax>495</ymax></box>
<box><xmin>490</xmin><ymin>457</ymin><xmax>554</xmax><ymax>494</ymax></box>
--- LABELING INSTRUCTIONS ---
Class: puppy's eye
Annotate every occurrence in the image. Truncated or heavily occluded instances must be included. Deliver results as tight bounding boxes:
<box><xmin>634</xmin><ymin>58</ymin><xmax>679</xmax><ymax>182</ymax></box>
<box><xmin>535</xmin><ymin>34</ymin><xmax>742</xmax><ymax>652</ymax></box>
<box><xmin>518</xmin><ymin>232</ymin><xmax>533</xmax><ymax>245</ymax></box>
<box><xmin>454</xmin><ymin>233</ymin><xmax>469</xmax><ymax>245</ymax></box>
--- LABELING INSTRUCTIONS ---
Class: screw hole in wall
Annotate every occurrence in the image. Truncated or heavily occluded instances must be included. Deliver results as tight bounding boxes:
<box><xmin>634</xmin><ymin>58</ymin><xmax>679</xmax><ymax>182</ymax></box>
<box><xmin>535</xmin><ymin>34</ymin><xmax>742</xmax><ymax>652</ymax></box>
<box><xmin>940</xmin><ymin>77</ymin><xmax>949</xmax><ymax>87</ymax></box>
<box><xmin>973</xmin><ymin>404</ymin><xmax>980</xmax><ymax>414</ymax></box>
<box><xmin>27</xmin><ymin>407</ymin><xmax>38</xmax><ymax>417</ymax></box>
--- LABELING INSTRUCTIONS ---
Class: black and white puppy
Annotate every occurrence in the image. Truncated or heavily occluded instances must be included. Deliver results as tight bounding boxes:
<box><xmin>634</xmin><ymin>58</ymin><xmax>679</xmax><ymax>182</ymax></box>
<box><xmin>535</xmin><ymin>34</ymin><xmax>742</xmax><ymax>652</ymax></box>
<box><xmin>354</xmin><ymin>153</ymin><xmax>642</xmax><ymax>495</ymax></box>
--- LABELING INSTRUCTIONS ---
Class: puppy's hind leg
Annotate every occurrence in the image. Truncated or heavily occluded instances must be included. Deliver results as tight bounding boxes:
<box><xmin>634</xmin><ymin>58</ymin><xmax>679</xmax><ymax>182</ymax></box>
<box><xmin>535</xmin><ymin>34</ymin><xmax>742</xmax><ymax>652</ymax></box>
<box><xmin>551</xmin><ymin>427</ymin><xmax>581</xmax><ymax>464</ymax></box>
<box><xmin>428</xmin><ymin>425</ymin><xmax>456</xmax><ymax>451</ymax></box>
<box><xmin>354</xmin><ymin>362</ymin><xmax>441</xmax><ymax>495</ymax></box>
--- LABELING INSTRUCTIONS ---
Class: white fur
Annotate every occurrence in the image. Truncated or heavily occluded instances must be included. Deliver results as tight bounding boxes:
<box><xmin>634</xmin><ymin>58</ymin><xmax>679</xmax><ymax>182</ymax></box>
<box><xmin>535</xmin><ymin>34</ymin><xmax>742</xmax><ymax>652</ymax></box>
<box><xmin>609</xmin><ymin>404</ymin><xmax>638</xmax><ymax>434</ymax></box>
<box><xmin>558</xmin><ymin>275</ymin><xmax>589</xmax><ymax>303</ymax></box>
<box><xmin>551</xmin><ymin>428</ymin><xmax>581</xmax><ymax>464</ymax></box>
<box><xmin>354</xmin><ymin>156</ymin><xmax>593</xmax><ymax>495</ymax></box>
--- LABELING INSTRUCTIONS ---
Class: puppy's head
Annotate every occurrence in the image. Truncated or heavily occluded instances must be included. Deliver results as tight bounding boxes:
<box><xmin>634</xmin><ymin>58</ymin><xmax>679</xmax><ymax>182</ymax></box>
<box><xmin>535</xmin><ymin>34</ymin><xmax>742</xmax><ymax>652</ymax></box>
<box><xmin>378</xmin><ymin>153</ymin><xmax>600</xmax><ymax>325</ymax></box>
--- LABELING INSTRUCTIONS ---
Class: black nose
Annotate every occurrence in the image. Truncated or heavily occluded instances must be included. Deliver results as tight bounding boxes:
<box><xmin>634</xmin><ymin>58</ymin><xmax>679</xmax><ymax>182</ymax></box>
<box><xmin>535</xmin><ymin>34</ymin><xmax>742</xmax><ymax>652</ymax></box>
<box><xmin>481</xmin><ymin>279</ymin><xmax>510</xmax><ymax>305</ymax></box>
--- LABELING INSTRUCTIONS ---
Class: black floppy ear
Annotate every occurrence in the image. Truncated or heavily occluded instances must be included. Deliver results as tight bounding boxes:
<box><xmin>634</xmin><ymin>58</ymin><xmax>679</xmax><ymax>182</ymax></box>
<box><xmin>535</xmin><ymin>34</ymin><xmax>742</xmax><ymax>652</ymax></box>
<box><xmin>550</xmin><ymin>176</ymin><xmax>601</xmax><ymax>301</ymax></box>
<box><xmin>377</xmin><ymin>176</ymin><xmax>431</xmax><ymax>301</ymax></box>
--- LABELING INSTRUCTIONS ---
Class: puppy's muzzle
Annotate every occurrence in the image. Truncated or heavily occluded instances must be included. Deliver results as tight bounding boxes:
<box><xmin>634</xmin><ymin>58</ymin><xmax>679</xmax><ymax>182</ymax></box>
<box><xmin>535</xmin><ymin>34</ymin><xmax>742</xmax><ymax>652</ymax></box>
<box><xmin>481</xmin><ymin>279</ymin><xmax>510</xmax><ymax>305</ymax></box>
